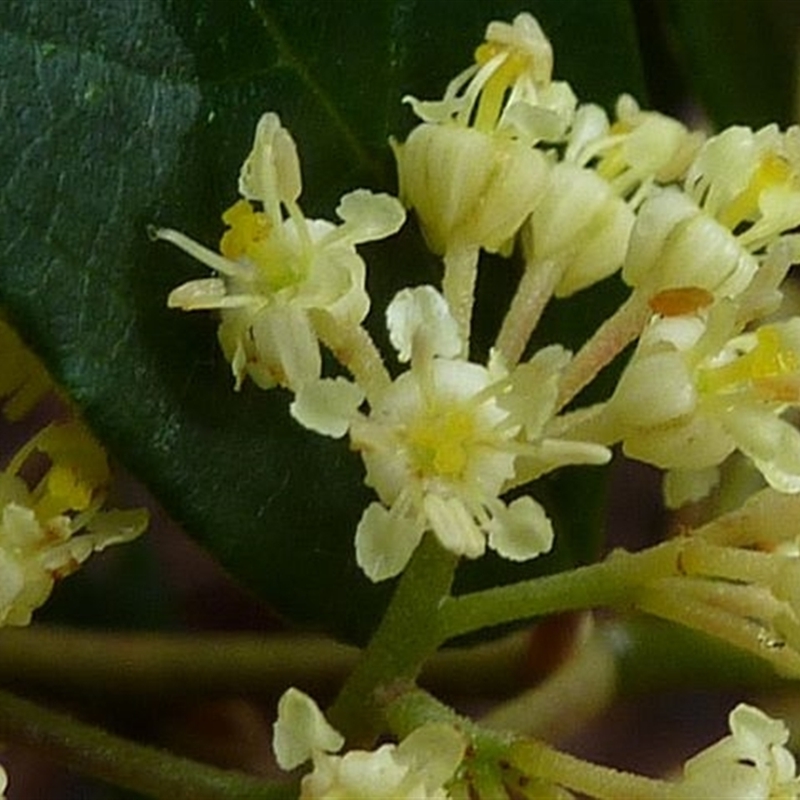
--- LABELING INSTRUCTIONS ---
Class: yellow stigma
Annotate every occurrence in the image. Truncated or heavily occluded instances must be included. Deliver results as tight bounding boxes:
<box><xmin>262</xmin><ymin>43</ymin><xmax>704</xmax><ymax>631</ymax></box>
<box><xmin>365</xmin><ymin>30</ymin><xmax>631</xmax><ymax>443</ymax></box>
<box><xmin>406</xmin><ymin>407</ymin><xmax>477</xmax><ymax>479</ymax></box>
<box><xmin>718</xmin><ymin>153</ymin><xmax>794</xmax><ymax>230</ymax></box>
<box><xmin>698</xmin><ymin>327</ymin><xmax>800</xmax><ymax>398</ymax></box>
<box><xmin>219</xmin><ymin>200</ymin><xmax>272</xmax><ymax>260</ymax></box>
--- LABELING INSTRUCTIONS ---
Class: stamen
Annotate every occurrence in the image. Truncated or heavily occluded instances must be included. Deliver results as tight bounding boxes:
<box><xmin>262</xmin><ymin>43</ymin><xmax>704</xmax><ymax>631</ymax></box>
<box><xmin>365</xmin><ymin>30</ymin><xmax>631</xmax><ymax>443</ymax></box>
<box><xmin>698</xmin><ymin>327</ymin><xmax>799</xmax><ymax>396</ymax></box>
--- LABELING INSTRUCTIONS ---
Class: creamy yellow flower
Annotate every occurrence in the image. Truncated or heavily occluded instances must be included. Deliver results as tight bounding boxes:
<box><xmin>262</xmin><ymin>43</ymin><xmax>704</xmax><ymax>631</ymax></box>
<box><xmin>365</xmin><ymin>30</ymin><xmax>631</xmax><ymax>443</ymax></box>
<box><xmin>273</xmin><ymin>688</ymin><xmax>466</xmax><ymax>800</ymax></box>
<box><xmin>673</xmin><ymin>704</ymin><xmax>800</xmax><ymax>799</ymax></box>
<box><xmin>605</xmin><ymin>303</ymin><xmax>800</xmax><ymax>502</ymax></box>
<box><xmin>395</xmin><ymin>13</ymin><xmax>567</xmax><ymax>261</ymax></box>
<box><xmin>292</xmin><ymin>287</ymin><xmax>608</xmax><ymax>581</ymax></box>
<box><xmin>624</xmin><ymin>124</ymin><xmax>800</xmax><ymax>301</ymax></box>
<box><xmin>0</xmin><ymin>423</ymin><xmax>147</xmax><ymax>626</ymax></box>
<box><xmin>523</xmin><ymin>161</ymin><xmax>635</xmax><ymax>297</ymax></box>
<box><xmin>155</xmin><ymin>113</ymin><xmax>404</xmax><ymax>391</ymax></box>
<box><xmin>566</xmin><ymin>94</ymin><xmax>702</xmax><ymax>203</ymax></box>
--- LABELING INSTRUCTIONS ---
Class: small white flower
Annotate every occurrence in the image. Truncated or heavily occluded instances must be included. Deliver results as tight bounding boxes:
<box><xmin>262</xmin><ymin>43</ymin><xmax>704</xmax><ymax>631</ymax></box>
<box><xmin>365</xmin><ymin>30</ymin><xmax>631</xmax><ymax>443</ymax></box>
<box><xmin>567</xmin><ymin>94</ymin><xmax>702</xmax><ymax>201</ymax></box>
<box><xmin>605</xmin><ymin>304</ymin><xmax>800</xmax><ymax>503</ymax></box>
<box><xmin>524</xmin><ymin>161</ymin><xmax>635</xmax><ymax>297</ymax></box>
<box><xmin>394</xmin><ymin>13</ymin><xmax>569</xmax><ymax>260</ymax></box>
<box><xmin>273</xmin><ymin>688</ymin><xmax>465</xmax><ymax>800</ymax></box>
<box><xmin>155</xmin><ymin>113</ymin><xmax>405</xmax><ymax>391</ymax></box>
<box><xmin>394</xmin><ymin>123</ymin><xmax>549</xmax><ymax>259</ymax></box>
<box><xmin>0</xmin><ymin>424</ymin><xmax>148</xmax><ymax>626</ymax></box>
<box><xmin>673</xmin><ymin>704</ymin><xmax>800</xmax><ymax>799</ymax></box>
<box><xmin>623</xmin><ymin>124</ymin><xmax>800</xmax><ymax>303</ymax></box>
<box><xmin>623</xmin><ymin>186</ymin><xmax>759</xmax><ymax>299</ymax></box>
<box><xmin>339</xmin><ymin>288</ymin><xmax>607</xmax><ymax>581</ymax></box>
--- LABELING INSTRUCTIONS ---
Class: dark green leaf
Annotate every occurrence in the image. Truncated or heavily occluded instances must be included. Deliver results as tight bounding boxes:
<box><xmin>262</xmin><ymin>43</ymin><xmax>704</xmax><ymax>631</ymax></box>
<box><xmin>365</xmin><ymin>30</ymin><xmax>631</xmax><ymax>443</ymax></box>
<box><xmin>0</xmin><ymin>0</ymin><xmax>644</xmax><ymax>643</ymax></box>
<box><xmin>660</xmin><ymin>0</ymin><xmax>798</xmax><ymax>128</ymax></box>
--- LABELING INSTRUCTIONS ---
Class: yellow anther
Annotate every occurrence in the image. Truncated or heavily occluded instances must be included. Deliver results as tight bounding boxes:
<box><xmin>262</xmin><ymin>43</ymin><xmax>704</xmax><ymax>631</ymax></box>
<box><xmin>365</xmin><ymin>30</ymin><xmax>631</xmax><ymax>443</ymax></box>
<box><xmin>718</xmin><ymin>153</ymin><xmax>794</xmax><ymax>230</ymax></box>
<box><xmin>220</xmin><ymin>200</ymin><xmax>272</xmax><ymax>260</ymax></box>
<box><xmin>46</xmin><ymin>466</ymin><xmax>94</xmax><ymax>512</ymax></box>
<box><xmin>699</xmin><ymin>327</ymin><xmax>799</xmax><ymax>397</ymax></box>
<box><xmin>648</xmin><ymin>287</ymin><xmax>715</xmax><ymax>318</ymax></box>
<box><xmin>474</xmin><ymin>41</ymin><xmax>502</xmax><ymax>67</ymax></box>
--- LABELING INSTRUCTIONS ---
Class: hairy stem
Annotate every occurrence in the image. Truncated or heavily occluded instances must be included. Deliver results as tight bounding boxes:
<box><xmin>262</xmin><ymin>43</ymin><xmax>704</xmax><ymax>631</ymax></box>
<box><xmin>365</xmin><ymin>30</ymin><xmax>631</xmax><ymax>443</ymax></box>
<box><xmin>0</xmin><ymin>688</ymin><xmax>293</xmax><ymax>800</ymax></box>
<box><xmin>442</xmin><ymin>247</ymin><xmax>480</xmax><ymax>355</ymax></box>
<box><xmin>509</xmin><ymin>738</ymin><xmax>671</xmax><ymax>800</ymax></box>
<box><xmin>440</xmin><ymin>541</ymin><xmax>681</xmax><ymax>640</ymax></box>
<box><xmin>310</xmin><ymin>312</ymin><xmax>391</xmax><ymax>398</ymax></box>
<box><xmin>494</xmin><ymin>259</ymin><xmax>561</xmax><ymax>366</ymax></box>
<box><xmin>327</xmin><ymin>534</ymin><xmax>458</xmax><ymax>743</ymax></box>
<box><xmin>557</xmin><ymin>290</ymin><xmax>650</xmax><ymax>408</ymax></box>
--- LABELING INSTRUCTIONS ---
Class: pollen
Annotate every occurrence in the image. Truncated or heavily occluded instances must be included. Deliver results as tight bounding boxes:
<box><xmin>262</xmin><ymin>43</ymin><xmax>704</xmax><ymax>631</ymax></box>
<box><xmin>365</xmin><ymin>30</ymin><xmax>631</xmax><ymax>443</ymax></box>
<box><xmin>649</xmin><ymin>287</ymin><xmax>715</xmax><ymax>317</ymax></box>
<box><xmin>219</xmin><ymin>200</ymin><xmax>272</xmax><ymax>260</ymax></box>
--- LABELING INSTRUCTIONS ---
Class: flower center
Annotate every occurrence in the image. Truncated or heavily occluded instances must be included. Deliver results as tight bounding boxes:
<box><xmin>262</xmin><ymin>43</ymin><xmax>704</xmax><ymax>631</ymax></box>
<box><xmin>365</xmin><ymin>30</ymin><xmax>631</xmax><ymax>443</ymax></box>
<box><xmin>220</xmin><ymin>200</ymin><xmax>303</xmax><ymax>293</ymax></box>
<box><xmin>717</xmin><ymin>153</ymin><xmax>794</xmax><ymax>230</ymax></box>
<box><xmin>220</xmin><ymin>200</ymin><xmax>272</xmax><ymax>259</ymax></box>
<box><xmin>698</xmin><ymin>327</ymin><xmax>800</xmax><ymax>400</ymax></box>
<box><xmin>405</xmin><ymin>406</ymin><xmax>478</xmax><ymax>479</ymax></box>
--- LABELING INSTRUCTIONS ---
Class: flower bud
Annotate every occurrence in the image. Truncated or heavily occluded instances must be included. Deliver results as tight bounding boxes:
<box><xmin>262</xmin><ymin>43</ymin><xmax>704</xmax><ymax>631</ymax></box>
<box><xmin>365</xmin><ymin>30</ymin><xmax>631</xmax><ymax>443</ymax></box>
<box><xmin>394</xmin><ymin>124</ymin><xmax>548</xmax><ymax>256</ymax></box>
<box><xmin>527</xmin><ymin>162</ymin><xmax>634</xmax><ymax>296</ymax></box>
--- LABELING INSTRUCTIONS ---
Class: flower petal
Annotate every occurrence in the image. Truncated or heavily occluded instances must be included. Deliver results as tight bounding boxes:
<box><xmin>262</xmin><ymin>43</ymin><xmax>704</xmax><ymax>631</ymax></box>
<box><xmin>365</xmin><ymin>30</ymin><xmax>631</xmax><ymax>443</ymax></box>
<box><xmin>386</xmin><ymin>286</ymin><xmax>462</xmax><ymax>363</ymax></box>
<box><xmin>355</xmin><ymin>502</ymin><xmax>426</xmax><ymax>582</ymax></box>
<box><xmin>395</xmin><ymin>723</ymin><xmax>466</xmax><ymax>792</ymax></box>
<box><xmin>487</xmin><ymin>496</ymin><xmax>553</xmax><ymax>561</ymax></box>
<box><xmin>422</xmin><ymin>493</ymin><xmax>485</xmax><ymax>559</ymax></box>
<box><xmin>335</xmin><ymin>189</ymin><xmax>406</xmax><ymax>244</ymax></box>
<box><xmin>238</xmin><ymin>112</ymin><xmax>302</xmax><ymax>207</ymax></box>
<box><xmin>290</xmin><ymin>378</ymin><xmax>365</xmax><ymax>438</ymax></box>
<box><xmin>273</xmin><ymin>688</ymin><xmax>344</xmax><ymax>771</ymax></box>
<box><xmin>722</xmin><ymin>406</ymin><xmax>800</xmax><ymax>493</ymax></box>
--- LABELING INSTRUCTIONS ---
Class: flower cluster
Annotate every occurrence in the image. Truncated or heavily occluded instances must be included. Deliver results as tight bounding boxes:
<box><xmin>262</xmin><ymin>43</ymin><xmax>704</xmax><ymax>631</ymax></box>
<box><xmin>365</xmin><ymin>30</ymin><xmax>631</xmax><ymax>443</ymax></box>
<box><xmin>673</xmin><ymin>703</ymin><xmax>800</xmax><ymax>799</ymax></box>
<box><xmin>273</xmin><ymin>688</ymin><xmax>465</xmax><ymax>799</ymax></box>
<box><xmin>0</xmin><ymin>422</ymin><xmax>148</xmax><ymax>626</ymax></box>
<box><xmin>612</xmin><ymin>487</ymin><xmax>800</xmax><ymax>677</ymax></box>
<box><xmin>153</xmin><ymin>114</ymin><xmax>405</xmax><ymax>392</ymax></box>
<box><xmin>0</xmin><ymin>320</ymin><xmax>149</xmax><ymax>626</ymax></box>
<box><xmin>158</xmin><ymin>11</ymin><xmax>800</xmax><ymax>588</ymax></box>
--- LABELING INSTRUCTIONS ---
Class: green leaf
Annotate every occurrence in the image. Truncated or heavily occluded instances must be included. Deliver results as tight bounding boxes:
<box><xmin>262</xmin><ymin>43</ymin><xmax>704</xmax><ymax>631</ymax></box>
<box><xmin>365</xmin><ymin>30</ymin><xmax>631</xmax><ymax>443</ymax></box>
<box><xmin>660</xmin><ymin>0</ymin><xmax>798</xmax><ymax>128</ymax></box>
<box><xmin>0</xmin><ymin>0</ymin><xmax>644</xmax><ymax>643</ymax></box>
